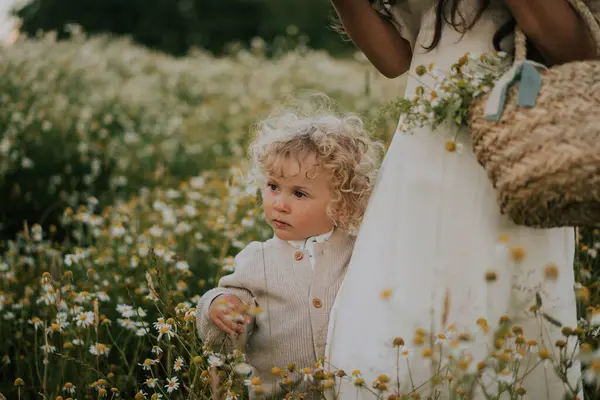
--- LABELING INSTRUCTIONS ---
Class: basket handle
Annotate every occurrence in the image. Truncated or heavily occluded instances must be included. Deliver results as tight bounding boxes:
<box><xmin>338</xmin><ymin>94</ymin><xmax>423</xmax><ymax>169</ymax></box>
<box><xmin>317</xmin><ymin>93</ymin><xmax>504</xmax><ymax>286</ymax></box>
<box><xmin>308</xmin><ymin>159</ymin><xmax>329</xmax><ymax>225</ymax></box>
<box><xmin>514</xmin><ymin>0</ymin><xmax>600</xmax><ymax>62</ymax></box>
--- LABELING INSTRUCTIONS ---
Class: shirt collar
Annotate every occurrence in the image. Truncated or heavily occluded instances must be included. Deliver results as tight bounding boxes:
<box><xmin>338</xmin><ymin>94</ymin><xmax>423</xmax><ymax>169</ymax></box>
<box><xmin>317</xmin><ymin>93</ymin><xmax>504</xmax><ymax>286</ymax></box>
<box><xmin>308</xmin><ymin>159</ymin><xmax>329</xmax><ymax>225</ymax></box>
<box><xmin>285</xmin><ymin>228</ymin><xmax>335</xmax><ymax>250</ymax></box>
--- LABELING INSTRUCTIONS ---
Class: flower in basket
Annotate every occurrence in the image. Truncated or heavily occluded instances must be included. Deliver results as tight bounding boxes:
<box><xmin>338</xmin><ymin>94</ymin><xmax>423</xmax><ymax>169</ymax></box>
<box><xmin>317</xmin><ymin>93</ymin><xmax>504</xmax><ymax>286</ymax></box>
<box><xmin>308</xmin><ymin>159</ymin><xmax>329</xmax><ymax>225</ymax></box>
<box><xmin>388</xmin><ymin>52</ymin><xmax>512</xmax><ymax>140</ymax></box>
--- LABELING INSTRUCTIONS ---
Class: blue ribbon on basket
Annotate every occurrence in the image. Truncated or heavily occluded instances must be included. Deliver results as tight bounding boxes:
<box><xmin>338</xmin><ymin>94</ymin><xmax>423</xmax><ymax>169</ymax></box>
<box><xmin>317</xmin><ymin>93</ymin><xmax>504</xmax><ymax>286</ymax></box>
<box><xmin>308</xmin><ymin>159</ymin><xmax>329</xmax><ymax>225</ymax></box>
<box><xmin>484</xmin><ymin>60</ymin><xmax>547</xmax><ymax>121</ymax></box>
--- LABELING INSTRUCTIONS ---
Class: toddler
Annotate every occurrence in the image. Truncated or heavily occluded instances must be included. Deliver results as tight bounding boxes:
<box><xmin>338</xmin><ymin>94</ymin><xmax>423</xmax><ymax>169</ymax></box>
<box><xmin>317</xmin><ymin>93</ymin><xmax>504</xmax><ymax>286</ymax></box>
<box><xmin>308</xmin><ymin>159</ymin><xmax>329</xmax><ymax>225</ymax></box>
<box><xmin>196</xmin><ymin>99</ymin><xmax>383</xmax><ymax>399</ymax></box>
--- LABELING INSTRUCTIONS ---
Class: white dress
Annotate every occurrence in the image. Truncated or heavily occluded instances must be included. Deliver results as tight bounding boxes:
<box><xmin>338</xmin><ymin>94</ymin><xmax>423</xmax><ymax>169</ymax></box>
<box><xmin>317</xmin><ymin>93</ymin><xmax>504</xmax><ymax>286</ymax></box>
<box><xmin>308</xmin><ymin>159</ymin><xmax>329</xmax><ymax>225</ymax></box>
<box><xmin>326</xmin><ymin>1</ymin><xmax>585</xmax><ymax>398</ymax></box>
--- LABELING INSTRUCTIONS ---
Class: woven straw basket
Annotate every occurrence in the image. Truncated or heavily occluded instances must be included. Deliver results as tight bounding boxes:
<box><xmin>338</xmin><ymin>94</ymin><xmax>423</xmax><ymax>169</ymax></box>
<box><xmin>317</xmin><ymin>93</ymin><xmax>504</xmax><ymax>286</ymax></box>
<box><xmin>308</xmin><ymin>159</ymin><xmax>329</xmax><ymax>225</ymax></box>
<box><xmin>469</xmin><ymin>0</ymin><xmax>600</xmax><ymax>228</ymax></box>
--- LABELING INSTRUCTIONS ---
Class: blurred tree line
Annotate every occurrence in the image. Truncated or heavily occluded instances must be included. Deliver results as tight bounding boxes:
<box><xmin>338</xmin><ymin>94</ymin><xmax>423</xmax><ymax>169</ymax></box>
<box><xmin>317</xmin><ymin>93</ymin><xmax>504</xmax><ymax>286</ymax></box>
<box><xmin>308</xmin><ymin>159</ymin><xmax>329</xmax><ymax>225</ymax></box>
<box><xmin>12</xmin><ymin>0</ymin><xmax>356</xmax><ymax>56</ymax></box>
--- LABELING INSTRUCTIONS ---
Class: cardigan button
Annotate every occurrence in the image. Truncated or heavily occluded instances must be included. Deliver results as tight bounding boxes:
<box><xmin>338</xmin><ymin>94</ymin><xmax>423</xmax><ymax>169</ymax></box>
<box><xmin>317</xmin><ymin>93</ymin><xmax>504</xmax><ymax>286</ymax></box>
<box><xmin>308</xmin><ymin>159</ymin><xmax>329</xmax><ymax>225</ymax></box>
<box><xmin>312</xmin><ymin>297</ymin><xmax>322</xmax><ymax>308</ymax></box>
<box><xmin>294</xmin><ymin>251</ymin><xmax>304</xmax><ymax>261</ymax></box>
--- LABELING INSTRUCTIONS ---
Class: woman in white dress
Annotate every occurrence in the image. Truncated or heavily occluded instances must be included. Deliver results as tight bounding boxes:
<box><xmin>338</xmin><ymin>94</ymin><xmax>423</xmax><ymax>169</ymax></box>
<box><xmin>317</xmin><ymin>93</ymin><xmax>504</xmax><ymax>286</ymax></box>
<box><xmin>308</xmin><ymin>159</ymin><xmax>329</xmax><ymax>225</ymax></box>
<box><xmin>326</xmin><ymin>0</ymin><xmax>600</xmax><ymax>398</ymax></box>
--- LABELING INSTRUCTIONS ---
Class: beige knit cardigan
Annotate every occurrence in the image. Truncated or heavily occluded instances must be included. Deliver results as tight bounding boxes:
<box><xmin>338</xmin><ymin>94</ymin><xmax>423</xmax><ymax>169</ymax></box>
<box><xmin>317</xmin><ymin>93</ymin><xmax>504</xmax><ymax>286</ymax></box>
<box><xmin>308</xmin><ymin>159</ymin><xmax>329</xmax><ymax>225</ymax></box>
<box><xmin>196</xmin><ymin>229</ymin><xmax>355</xmax><ymax>399</ymax></box>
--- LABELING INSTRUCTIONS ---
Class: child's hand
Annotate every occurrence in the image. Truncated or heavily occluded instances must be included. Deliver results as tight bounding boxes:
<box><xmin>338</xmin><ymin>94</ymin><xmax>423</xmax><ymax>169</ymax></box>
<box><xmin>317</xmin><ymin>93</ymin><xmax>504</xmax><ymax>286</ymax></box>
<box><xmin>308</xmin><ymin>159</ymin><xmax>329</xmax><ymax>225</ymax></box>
<box><xmin>208</xmin><ymin>294</ymin><xmax>250</xmax><ymax>336</ymax></box>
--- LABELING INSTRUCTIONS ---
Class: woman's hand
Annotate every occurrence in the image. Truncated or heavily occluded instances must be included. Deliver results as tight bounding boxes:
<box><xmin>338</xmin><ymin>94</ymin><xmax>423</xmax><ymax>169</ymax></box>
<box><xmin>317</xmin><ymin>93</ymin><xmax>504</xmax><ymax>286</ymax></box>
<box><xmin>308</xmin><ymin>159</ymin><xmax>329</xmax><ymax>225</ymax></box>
<box><xmin>504</xmin><ymin>0</ymin><xmax>597</xmax><ymax>64</ymax></box>
<box><xmin>208</xmin><ymin>294</ymin><xmax>251</xmax><ymax>336</ymax></box>
<box><xmin>330</xmin><ymin>0</ymin><xmax>412</xmax><ymax>78</ymax></box>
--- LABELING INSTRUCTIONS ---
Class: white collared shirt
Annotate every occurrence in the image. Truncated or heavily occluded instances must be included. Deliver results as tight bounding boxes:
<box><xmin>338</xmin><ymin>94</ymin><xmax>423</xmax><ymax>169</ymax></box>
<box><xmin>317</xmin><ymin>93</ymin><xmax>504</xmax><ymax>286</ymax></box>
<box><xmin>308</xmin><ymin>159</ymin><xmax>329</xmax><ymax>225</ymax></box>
<box><xmin>287</xmin><ymin>229</ymin><xmax>334</xmax><ymax>272</ymax></box>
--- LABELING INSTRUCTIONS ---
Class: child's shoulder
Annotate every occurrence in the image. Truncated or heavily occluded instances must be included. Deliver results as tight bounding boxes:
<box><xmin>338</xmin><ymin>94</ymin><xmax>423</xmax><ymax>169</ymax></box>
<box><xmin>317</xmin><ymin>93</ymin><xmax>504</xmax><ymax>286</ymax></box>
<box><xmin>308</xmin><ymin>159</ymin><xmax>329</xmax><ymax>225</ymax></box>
<box><xmin>236</xmin><ymin>240</ymin><xmax>261</xmax><ymax>256</ymax></box>
<box><xmin>234</xmin><ymin>237</ymin><xmax>286</xmax><ymax>266</ymax></box>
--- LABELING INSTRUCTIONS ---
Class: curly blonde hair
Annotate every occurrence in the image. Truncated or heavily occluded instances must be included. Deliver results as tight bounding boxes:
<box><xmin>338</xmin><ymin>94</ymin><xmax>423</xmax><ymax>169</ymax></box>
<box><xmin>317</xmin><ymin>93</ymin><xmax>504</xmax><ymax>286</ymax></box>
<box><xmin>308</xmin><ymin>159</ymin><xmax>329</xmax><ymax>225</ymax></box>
<box><xmin>248</xmin><ymin>96</ymin><xmax>384</xmax><ymax>234</ymax></box>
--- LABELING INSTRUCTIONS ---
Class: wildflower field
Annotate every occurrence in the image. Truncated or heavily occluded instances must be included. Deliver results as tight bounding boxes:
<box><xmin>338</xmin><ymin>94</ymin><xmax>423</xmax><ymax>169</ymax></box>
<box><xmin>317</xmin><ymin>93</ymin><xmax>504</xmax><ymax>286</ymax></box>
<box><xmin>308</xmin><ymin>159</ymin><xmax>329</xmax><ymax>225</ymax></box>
<box><xmin>0</xmin><ymin>30</ymin><xmax>402</xmax><ymax>399</ymax></box>
<box><xmin>1</xmin><ymin>30</ymin><xmax>600</xmax><ymax>400</ymax></box>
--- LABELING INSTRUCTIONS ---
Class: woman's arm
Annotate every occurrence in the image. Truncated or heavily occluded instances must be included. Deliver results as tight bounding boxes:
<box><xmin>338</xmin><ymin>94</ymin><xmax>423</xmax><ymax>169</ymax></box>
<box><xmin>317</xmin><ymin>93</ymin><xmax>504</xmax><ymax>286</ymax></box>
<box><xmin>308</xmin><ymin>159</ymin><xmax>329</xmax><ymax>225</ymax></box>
<box><xmin>504</xmin><ymin>0</ymin><xmax>598</xmax><ymax>64</ymax></box>
<box><xmin>330</xmin><ymin>0</ymin><xmax>412</xmax><ymax>78</ymax></box>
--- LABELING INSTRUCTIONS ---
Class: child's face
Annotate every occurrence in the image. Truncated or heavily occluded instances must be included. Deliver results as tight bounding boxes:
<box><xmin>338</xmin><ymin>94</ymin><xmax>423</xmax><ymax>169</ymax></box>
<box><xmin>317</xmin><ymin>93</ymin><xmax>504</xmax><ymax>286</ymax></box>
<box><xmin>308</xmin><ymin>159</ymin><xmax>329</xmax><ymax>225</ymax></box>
<box><xmin>262</xmin><ymin>154</ymin><xmax>335</xmax><ymax>241</ymax></box>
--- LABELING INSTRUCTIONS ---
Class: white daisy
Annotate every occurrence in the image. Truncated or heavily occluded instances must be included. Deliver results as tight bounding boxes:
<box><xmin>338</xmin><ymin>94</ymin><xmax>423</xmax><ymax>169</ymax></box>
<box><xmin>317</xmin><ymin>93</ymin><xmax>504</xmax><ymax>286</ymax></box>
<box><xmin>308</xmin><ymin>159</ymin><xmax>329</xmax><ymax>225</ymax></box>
<box><xmin>62</xmin><ymin>383</ymin><xmax>76</xmax><ymax>394</ymax></box>
<box><xmin>135</xmin><ymin>307</ymin><xmax>147</xmax><ymax>317</ymax></box>
<box><xmin>40</xmin><ymin>344</ymin><xmax>56</xmax><ymax>354</ymax></box>
<box><xmin>173</xmin><ymin>357</ymin><xmax>185</xmax><ymax>372</ymax></box>
<box><xmin>89</xmin><ymin>343</ymin><xmax>110</xmax><ymax>356</ymax></box>
<box><xmin>136</xmin><ymin>327</ymin><xmax>149</xmax><ymax>336</ymax></box>
<box><xmin>157</xmin><ymin>324</ymin><xmax>175</xmax><ymax>341</ymax></box>
<box><xmin>74</xmin><ymin>311</ymin><xmax>94</xmax><ymax>328</ymax></box>
<box><xmin>165</xmin><ymin>377</ymin><xmax>179</xmax><ymax>393</ymax></box>
<box><xmin>208</xmin><ymin>355</ymin><xmax>223</xmax><ymax>368</ymax></box>
<box><xmin>116</xmin><ymin>304</ymin><xmax>135</xmax><ymax>318</ymax></box>
<box><xmin>29</xmin><ymin>317</ymin><xmax>44</xmax><ymax>330</ymax></box>
<box><xmin>145</xmin><ymin>378</ymin><xmax>158</xmax><ymax>388</ymax></box>
<box><xmin>175</xmin><ymin>261</ymin><xmax>189</xmax><ymax>271</ymax></box>
<box><xmin>96</xmin><ymin>291</ymin><xmax>110</xmax><ymax>302</ymax></box>
<box><xmin>138</xmin><ymin>358</ymin><xmax>159</xmax><ymax>371</ymax></box>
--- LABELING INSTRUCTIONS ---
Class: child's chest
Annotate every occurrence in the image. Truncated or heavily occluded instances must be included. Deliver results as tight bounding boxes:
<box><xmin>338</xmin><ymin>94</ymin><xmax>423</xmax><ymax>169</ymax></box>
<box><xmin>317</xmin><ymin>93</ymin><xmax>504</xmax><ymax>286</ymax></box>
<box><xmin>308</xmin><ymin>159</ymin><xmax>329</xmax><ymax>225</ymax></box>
<box><xmin>248</xmin><ymin>247</ymin><xmax>350</xmax><ymax>357</ymax></box>
<box><xmin>248</xmin><ymin>245</ymin><xmax>349</xmax><ymax>305</ymax></box>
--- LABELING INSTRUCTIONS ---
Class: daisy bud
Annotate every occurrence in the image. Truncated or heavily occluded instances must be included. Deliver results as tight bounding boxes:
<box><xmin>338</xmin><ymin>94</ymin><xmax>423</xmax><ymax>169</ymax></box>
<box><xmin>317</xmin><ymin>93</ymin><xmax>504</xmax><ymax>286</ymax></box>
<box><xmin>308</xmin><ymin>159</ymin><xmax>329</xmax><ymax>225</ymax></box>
<box><xmin>283</xmin><ymin>377</ymin><xmax>293</xmax><ymax>386</ymax></box>
<box><xmin>353</xmin><ymin>378</ymin><xmax>365</xmax><ymax>386</ymax></box>
<box><xmin>380</xmin><ymin>288</ymin><xmax>392</xmax><ymax>300</ymax></box>
<box><xmin>484</xmin><ymin>271</ymin><xmax>497</xmax><ymax>282</ymax></box>
<box><xmin>510</xmin><ymin>247</ymin><xmax>526</xmax><ymax>263</ymax></box>
<box><xmin>561</xmin><ymin>327</ymin><xmax>573</xmax><ymax>336</ymax></box>
<box><xmin>512</xmin><ymin>325</ymin><xmax>523</xmax><ymax>334</ymax></box>
<box><xmin>544</xmin><ymin>264</ymin><xmax>559</xmax><ymax>280</ymax></box>
<box><xmin>445</xmin><ymin>141</ymin><xmax>457</xmax><ymax>153</ymax></box>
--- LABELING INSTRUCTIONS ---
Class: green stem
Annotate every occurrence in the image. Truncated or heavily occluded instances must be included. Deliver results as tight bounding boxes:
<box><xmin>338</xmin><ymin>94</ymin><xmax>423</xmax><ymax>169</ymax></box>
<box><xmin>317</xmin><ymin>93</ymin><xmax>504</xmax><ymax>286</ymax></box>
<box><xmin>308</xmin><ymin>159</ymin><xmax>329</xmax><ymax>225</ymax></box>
<box><xmin>60</xmin><ymin>335</ymin><xmax>65</xmax><ymax>385</ymax></box>
<box><xmin>127</xmin><ymin>338</ymin><xmax>143</xmax><ymax>380</ymax></box>
<box><xmin>167</xmin><ymin>342</ymin><xmax>172</xmax><ymax>376</ymax></box>
<box><xmin>396</xmin><ymin>347</ymin><xmax>400</xmax><ymax>394</ymax></box>
<box><xmin>105</xmin><ymin>328</ymin><xmax>131</xmax><ymax>373</ymax></box>
<box><xmin>406</xmin><ymin>357</ymin><xmax>415</xmax><ymax>392</ymax></box>
<box><xmin>34</xmin><ymin>332</ymin><xmax>42</xmax><ymax>388</ymax></box>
